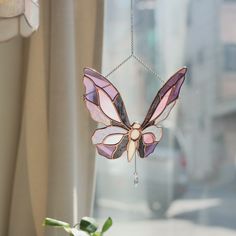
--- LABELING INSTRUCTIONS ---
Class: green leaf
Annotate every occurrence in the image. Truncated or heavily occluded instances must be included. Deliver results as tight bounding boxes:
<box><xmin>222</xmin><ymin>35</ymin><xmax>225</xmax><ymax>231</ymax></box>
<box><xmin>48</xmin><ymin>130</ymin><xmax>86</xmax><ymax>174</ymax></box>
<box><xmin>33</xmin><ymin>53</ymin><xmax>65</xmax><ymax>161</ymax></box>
<box><xmin>43</xmin><ymin>218</ymin><xmax>70</xmax><ymax>228</ymax></box>
<box><xmin>79</xmin><ymin>217</ymin><xmax>98</xmax><ymax>233</ymax></box>
<box><xmin>92</xmin><ymin>232</ymin><xmax>101</xmax><ymax>236</ymax></box>
<box><xmin>101</xmin><ymin>217</ymin><xmax>113</xmax><ymax>233</ymax></box>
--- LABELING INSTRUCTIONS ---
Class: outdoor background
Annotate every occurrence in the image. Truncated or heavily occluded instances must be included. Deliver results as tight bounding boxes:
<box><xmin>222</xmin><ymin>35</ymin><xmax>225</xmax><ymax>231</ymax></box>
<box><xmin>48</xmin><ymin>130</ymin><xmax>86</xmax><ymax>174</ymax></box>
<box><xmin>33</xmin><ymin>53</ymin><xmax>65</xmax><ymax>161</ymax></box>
<box><xmin>93</xmin><ymin>0</ymin><xmax>236</xmax><ymax>235</ymax></box>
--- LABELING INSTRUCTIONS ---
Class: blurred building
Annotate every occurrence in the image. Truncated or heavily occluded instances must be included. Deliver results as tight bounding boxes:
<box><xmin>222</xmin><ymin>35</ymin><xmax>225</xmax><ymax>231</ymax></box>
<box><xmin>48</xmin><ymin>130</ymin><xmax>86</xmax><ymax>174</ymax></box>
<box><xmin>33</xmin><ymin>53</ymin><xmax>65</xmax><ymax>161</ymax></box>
<box><xmin>182</xmin><ymin>0</ymin><xmax>236</xmax><ymax>181</ymax></box>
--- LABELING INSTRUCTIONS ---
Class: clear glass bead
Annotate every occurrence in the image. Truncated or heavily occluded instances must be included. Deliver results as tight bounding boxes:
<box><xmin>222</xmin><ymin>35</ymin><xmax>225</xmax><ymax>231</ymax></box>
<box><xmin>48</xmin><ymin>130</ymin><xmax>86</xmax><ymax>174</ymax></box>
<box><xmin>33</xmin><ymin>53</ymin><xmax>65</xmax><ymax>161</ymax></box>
<box><xmin>134</xmin><ymin>172</ymin><xmax>139</xmax><ymax>187</ymax></box>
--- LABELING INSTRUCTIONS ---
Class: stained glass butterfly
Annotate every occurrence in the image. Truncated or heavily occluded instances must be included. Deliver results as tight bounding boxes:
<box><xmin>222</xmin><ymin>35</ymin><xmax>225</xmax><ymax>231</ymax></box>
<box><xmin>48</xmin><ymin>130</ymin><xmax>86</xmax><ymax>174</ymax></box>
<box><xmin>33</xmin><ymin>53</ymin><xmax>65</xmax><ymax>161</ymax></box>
<box><xmin>83</xmin><ymin>67</ymin><xmax>187</xmax><ymax>162</ymax></box>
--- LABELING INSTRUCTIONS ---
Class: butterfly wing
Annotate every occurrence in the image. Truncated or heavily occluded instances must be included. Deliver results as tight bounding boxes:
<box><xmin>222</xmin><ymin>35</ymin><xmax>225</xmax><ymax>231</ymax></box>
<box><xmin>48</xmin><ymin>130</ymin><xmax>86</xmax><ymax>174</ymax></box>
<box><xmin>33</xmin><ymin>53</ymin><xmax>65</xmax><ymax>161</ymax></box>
<box><xmin>141</xmin><ymin>67</ymin><xmax>187</xmax><ymax>129</ymax></box>
<box><xmin>138</xmin><ymin>67</ymin><xmax>187</xmax><ymax>157</ymax></box>
<box><xmin>92</xmin><ymin>126</ymin><xmax>129</xmax><ymax>159</ymax></box>
<box><xmin>138</xmin><ymin>125</ymin><xmax>162</xmax><ymax>157</ymax></box>
<box><xmin>83</xmin><ymin>68</ymin><xmax>131</xmax><ymax>129</ymax></box>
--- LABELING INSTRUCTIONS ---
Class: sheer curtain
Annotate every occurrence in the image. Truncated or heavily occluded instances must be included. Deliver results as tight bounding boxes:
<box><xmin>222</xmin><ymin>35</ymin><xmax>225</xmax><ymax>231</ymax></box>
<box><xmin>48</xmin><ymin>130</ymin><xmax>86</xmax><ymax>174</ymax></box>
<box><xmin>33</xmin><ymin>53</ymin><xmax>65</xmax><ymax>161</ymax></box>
<box><xmin>0</xmin><ymin>0</ymin><xmax>104</xmax><ymax>235</ymax></box>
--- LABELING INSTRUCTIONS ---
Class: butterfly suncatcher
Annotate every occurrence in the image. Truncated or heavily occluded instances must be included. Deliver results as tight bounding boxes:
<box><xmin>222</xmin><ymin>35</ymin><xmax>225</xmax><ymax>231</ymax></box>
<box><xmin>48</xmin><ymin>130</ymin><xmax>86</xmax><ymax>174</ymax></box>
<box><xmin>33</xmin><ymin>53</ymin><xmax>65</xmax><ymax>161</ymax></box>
<box><xmin>83</xmin><ymin>67</ymin><xmax>187</xmax><ymax>162</ymax></box>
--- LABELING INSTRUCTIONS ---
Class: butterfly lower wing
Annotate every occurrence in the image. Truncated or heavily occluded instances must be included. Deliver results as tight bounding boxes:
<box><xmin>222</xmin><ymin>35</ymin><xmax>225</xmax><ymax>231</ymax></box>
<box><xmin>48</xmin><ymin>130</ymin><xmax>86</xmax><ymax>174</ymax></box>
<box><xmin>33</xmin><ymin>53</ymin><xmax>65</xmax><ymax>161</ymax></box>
<box><xmin>138</xmin><ymin>126</ymin><xmax>162</xmax><ymax>158</ymax></box>
<box><xmin>92</xmin><ymin>126</ymin><xmax>129</xmax><ymax>159</ymax></box>
<box><xmin>96</xmin><ymin>136</ymin><xmax>129</xmax><ymax>159</ymax></box>
<box><xmin>141</xmin><ymin>67</ymin><xmax>187</xmax><ymax>129</ymax></box>
<box><xmin>83</xmin><ymin>68</ymin><xmax>131</xmax><ymax>129</ymax></box>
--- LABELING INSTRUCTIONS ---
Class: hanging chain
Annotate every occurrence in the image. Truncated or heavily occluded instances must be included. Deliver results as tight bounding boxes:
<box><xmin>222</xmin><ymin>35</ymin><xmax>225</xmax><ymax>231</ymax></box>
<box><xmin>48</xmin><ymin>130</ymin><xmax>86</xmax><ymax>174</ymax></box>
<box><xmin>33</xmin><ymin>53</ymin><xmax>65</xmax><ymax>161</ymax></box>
<box><xmin>134</xmin><ymin>151</ymin><xmax>139</xmax><ymax>187</ymax></box>
<box><xmin>105</xmin><ymin>55</ymin><xmax>132</xmax><ymax>78</ymax></box>
<box><xmin>130</xmin><ymin>0</ymin><xmax>134</xmax><ymax>55</ymax></box>
<box><xmin>106</xmin><ymin>0</ymin><xmax>164</xmax><ymax>83</ymax></box>
<box><xmin>133</xmin><ymin>55</ymin><xmax>165</xmax><ymax>83</ymax></box>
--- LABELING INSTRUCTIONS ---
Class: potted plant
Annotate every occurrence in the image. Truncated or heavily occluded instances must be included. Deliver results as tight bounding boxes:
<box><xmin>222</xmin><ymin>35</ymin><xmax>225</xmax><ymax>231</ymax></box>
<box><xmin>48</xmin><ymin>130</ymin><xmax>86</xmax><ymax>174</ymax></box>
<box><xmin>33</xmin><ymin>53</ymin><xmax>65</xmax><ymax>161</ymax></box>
<box><xmin>44</xmin><ymin>216</ymin><xmax>113</xmax><ymax>236</ymax></box>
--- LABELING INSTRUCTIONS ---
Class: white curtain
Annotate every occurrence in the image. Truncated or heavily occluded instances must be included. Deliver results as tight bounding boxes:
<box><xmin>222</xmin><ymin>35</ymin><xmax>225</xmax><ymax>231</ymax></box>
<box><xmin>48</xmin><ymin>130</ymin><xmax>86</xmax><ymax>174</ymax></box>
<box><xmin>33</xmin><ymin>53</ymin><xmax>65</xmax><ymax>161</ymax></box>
<box><xmin>0</xmin><ymin>0</ymin><xmax>104</xmax><ymax>235</ymax></box>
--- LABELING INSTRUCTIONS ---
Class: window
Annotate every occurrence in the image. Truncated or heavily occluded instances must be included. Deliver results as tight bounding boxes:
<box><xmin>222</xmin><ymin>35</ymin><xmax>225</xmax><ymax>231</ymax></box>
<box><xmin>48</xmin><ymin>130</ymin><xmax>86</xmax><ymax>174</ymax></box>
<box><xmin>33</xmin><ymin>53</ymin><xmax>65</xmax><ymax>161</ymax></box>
<box><xmin>94</xmin><ymin>1</ymin><xmax>236</xmax><ymax>236</ymax></box>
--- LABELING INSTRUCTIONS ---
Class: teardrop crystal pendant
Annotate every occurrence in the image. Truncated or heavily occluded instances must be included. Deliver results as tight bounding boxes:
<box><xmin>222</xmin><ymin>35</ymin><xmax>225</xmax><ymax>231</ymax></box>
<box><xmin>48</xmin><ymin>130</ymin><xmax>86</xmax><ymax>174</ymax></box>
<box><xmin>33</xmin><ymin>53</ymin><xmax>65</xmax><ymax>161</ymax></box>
<box><xmin>134</xmin><ymin>172</ymin><xmax>139</xmax><ymax>187</ymax></box>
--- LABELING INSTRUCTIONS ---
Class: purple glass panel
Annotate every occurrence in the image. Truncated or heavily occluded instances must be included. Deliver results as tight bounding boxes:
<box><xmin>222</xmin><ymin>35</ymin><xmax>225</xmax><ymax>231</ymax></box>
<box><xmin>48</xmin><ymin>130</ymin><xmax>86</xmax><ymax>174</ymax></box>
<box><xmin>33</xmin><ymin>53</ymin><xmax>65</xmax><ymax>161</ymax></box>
<box><xmin>84</xmin><ymin>77</ymin><xmax>95</xmax><ymax>94</ymax></box>
<box><xmin>83</xmin><ymin>77</ymin><xmax>98</xmax><ymax>104</ymax></box>
<box><xmin>96</xmin><ymin>144</ymin><xmax>116</xmax><ymax>159</ymax></box>
<box><xmin>144</xmin><ymin>142</ymin><xmax>158</xmax><ymax>157</ymax></box>
<box><xmin>160</xmin><ymin>68</ymin><xmax>186</xmax><ymax>98</ymax></box>
<box><xmin>85</xmin><ymin>99</ymin><xmax>111</xmax><ymax>126</ymax></box>
<box><xmin>172</xmin><ymin>77</ymin><xmax>185</xmax><ymax>99</ymax></box>
<box><xmin>103</xmin><ymin>85</ymin><xmax>118</xmax><ymax>100</ymax></box>
<box><xmin>159</xmin><ymin>67</ymin><xmax>187</xmax><ymax>99</ymax></box>
<box><xmin>87</xmin><ymin>75</ymin><xmax>109</xmax><ymax>88</ymax></box>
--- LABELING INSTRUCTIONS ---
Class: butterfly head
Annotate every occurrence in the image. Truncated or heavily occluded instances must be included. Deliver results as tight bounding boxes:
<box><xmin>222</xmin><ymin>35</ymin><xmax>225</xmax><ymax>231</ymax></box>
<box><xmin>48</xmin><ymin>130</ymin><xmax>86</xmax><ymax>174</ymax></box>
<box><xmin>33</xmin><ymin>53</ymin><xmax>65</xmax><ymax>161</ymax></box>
<box><xmin>129</xmin><ymin>122</ymin><xmax>142</xmax><ymax>141</ymax></box>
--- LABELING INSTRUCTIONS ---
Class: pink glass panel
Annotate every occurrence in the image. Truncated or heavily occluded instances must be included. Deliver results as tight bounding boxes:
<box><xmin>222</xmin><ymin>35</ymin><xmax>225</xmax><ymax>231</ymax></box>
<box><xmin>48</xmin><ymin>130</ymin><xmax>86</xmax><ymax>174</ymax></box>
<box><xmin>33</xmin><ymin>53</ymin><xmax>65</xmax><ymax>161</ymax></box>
<box><xmin>143</xmin><ymin>133</ymin><xmax>155</xmax><ymax>144</ymax></box>
<box><xmin>143</xmin><ymin>125</ymin><xmax>162</xmax><ymax>142</ymax></box>
<box><xmin>150</xmin><ymin>89</ymin><xmax>172</xmax><ymax>122</ymax></box>
<box><xmin>98</xmin><ymin>88</ymin><xmax>121</xmax><ymax>122</ymax></box>
<box><xmin>154</xmin><ymin>101</ymin><xmax>176</xmax><ymax>125</ymax></box>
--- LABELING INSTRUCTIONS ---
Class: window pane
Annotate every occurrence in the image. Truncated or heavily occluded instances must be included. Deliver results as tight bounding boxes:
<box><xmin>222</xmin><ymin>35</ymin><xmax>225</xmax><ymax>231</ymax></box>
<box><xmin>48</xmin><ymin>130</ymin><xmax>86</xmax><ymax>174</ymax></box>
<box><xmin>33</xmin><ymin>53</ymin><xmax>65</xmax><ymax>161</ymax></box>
<box><xmin>93</xmin><ymin>1</ymin><xmax>236</xmax><ymax>235</ymax></box>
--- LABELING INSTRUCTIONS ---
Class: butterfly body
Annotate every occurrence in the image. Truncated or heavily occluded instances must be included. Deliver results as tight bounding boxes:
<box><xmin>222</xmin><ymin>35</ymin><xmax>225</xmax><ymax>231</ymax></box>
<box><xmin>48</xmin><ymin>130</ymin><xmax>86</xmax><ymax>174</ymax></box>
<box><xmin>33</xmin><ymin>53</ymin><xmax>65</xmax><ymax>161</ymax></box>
<box><xmin>129</xmin><ymin>123</ymin><xmax>141</xmax><ymax>141</ymax></box>
<box><xmin>127</xmin><ymin>123</ymin><xmax>141</xmax><ymax>161</ymax></box>
<box><xmin>83</xmin><ymin>67</ymin><xmax>187</xmax><ymax>162</ymax></box>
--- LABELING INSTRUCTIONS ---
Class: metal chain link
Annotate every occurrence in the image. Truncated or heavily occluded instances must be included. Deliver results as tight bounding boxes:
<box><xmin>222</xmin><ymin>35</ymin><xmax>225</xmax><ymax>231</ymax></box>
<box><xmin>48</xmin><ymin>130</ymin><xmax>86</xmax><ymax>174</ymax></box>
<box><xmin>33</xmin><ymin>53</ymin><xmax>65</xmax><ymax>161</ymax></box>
<box><xmin>106</xmin><ymin>0</ymin><xmax>164</xmax><ymax>84</ymax></box>
<box><xmin>133</xmin><ymin>55</ymin><xmax>165</xmax><ymax>83</ymax></box>
<box><xmin>131</xmin><ymin>0</ymin><xmax>134</xmax><ymax>55</ymax></box>
<box><xmin>106</xmin><ymin>55</ymin><xmax>132</xmax><ymax>77</ymax></box>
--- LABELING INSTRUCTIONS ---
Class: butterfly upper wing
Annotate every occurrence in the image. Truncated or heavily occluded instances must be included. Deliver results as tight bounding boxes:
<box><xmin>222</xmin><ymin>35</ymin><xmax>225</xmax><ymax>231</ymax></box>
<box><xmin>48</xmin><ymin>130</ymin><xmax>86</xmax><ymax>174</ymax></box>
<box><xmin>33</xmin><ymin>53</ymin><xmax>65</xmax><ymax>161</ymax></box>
<box><xmin>92</xmin><ymin>126</ymin><xmax>129</xmax><ymax>159</ymax></box>
<box><xmin>141</xmin><ymin>67</ymin><xmax>187</xmax><ymax>129</ymax></box>
<box><xmin>83</xmin><ymin>68</ymin><xmax>131</xmax><ymax>159</ymax></box>
<box><xmin>138</xmin><ymin>67</ymin><xmax>187</xmax><ymax>158</ymax></box>
<box><xmin>83</xmin><ymin>68</ymin><xmax>131</xmax><ymax>129</ymax></box>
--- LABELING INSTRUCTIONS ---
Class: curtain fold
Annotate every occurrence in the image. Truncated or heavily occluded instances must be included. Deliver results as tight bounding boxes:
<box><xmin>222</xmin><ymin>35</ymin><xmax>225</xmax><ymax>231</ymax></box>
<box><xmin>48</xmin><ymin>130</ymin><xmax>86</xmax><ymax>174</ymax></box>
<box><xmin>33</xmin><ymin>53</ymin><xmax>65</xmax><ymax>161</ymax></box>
<box><xmin>0</xmin><ymin>37</ymin><xmax>24</xmax><ymax>236</ymax></box>
<box><xmin>0</xmin><ymin>0</ymin><xmax>104</xmax><ymax>235</ymax></box>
